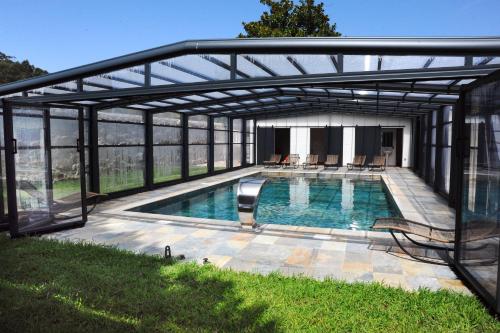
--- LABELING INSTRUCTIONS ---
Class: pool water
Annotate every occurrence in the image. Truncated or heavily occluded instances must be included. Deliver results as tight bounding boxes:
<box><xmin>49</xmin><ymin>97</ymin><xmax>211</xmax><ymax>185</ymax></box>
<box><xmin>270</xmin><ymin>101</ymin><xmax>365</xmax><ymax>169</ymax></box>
<box><xmin>131</xmin><ymin>177</ymin><xmax>401</xmax><ymax>231</ymax></box>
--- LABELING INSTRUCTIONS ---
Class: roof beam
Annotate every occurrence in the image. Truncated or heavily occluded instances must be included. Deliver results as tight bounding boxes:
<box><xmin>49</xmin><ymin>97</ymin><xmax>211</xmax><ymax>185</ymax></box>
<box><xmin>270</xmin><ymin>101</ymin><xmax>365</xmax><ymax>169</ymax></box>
<box><xmin>10</xmin><ymin>65</ymin><xmax>493</xmax><ymax>105</ymax></box>
<box><xmin>280</xmin><ymin>88</ymin><xmax>455</xmax><ymax>105</ymax></box>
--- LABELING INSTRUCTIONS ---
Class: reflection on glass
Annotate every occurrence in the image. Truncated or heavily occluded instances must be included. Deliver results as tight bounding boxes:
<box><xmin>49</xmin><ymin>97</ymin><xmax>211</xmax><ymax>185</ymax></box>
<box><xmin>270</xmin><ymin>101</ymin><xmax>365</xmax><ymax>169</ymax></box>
<box><xmin>189</xmin><ymin>145</ymin><xmax>208</xmax><ymax>176</ymax></box>
<box><xmin>99</xmin><ymin>147</ymin><xmax>145</xmax><ymax>193</ymax></box>
<box><xmin>154</xmin><ymin>146</ymin><xmax>182</xmax><ymax>183</ymax></box>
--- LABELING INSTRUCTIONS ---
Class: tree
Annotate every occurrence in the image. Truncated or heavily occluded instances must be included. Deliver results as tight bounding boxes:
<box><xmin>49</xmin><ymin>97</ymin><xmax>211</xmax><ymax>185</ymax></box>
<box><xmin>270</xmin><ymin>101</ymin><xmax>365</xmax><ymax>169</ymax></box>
<box><xmin>0</xmin><ymin>52</ymin><xmax>47</xmax><ymax>85</ymax></box>
<box><xmin>239</xmin><ymin>0</ymin><xmax>341</xmax><ymax>37</ymax></box>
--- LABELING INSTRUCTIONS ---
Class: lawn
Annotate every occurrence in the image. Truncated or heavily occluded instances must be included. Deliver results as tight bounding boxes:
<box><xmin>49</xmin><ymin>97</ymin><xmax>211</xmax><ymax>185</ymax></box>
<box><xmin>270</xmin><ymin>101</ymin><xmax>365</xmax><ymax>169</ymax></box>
<box><xmin>0</xmin><ymin>235</ymin><xmax>498</xmax><ymax>333</ymax></box>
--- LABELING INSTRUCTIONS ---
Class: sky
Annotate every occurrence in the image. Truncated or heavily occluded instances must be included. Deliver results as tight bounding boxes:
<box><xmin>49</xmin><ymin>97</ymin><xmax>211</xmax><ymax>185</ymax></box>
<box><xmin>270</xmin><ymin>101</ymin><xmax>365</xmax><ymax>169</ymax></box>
<box><xmin>1</xmin><ymin>0</ymin><xmax>500</xmax><ymax>73</ymax></box>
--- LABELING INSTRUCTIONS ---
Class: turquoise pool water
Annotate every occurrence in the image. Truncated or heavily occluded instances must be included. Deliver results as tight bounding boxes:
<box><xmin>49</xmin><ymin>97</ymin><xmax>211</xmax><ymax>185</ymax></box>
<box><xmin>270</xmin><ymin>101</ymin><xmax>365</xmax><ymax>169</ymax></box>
<box><xmin>131</xmin><ymin>177</ymin><xmax>401</xmax><ymax>230</ymax></box>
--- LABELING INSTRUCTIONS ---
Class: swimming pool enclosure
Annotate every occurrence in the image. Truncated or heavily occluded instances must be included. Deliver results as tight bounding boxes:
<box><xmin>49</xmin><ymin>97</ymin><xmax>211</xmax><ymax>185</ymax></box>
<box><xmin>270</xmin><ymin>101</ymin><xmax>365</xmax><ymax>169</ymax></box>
<box><xmin>0</xmin><ymin>37</ymin><xmax>499</xmax><ymax>312</ymax></box>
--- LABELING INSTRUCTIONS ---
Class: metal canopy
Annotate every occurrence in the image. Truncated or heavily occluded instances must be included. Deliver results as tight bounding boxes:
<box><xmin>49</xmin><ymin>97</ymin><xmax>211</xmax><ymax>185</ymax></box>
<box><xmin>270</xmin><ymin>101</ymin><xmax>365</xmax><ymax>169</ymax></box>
<box><xmin>2</xmin><ymin>37</ymin><xmax>500</xmax><ymax>118</ymax></box>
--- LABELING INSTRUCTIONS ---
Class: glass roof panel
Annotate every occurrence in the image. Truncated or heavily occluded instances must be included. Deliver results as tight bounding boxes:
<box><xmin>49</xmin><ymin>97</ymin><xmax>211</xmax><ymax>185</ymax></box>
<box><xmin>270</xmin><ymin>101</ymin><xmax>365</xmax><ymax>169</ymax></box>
<box><xmin>128</xmin><ymin>104</ymin><xmax>154</xmax><ymax>109</ymax></box>
<box><xmin>473</xmin><ymin>56</ymin><xmax>500</xmax><ymax>66</ymax></box>
<box><xmin>28</xmin><ymin>81</ymin><xmax>78</xmax><ymax>95</ymax></box>
<box><xmin>241</xmin><ymin>100</ymin><xmax>259</xmax><ymax>105</ymax></box>
<box><xmin>182</xmin><ymin>95</ymin><xmax>211</xmax><ymax>102</ymax></box>
<box><xmin>428</xmin><ymin>56</ymin><xmax>464</xmax><ymax>68</ymax></box>
<box><xmin>224</xmin><ymin>89</ymin><xmax>252</xmax><ymax>96</ymax></box>
<box><xmin>237</xmin><ymin>55</ymin><xmax>287</xmax><ymax>77</ymax></box>
<box><xmin>150</xmin><ymin>54</ymin><xmax>230</xmax><ymax>85</ymax></box>
<box><xmin>288</xmin><ymin>54</ymin><xmax>336</xmax><ymax>74</ymax></box>
<box><xmin>203</xmin><ymin>91</ymin><xmax>229</xmax><ymax>99</ymax></box>
<box><xmin>84</xmin><ymin>66</ymin><xmax>144</xmax><ymax>90</ymax></box>
<box><xmin>381</xmin><ymin>56</ymin><xmax>430</xmax><ymax>70</ymax></box>
<box><xmin>163</xmin><ymin>98</ymin><xmax>190</xmax><ymax>104</ymax></box>
<box><xmin>237</xmin><ymin>55</ymin><xmax>273</xmax><ymax>78</ymax></box>
<box><xmin>344</xmin><ymin>55</ymin><xmax>378</xmax><ymax>72</ymax></box>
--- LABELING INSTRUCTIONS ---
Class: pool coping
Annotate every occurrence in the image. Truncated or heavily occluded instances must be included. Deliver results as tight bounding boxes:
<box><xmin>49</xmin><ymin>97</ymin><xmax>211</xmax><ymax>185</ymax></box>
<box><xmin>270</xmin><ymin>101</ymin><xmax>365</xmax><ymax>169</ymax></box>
<box><xmin>101</xmin><ymin>168</ymin><xmax>420</xmax><ymax>241</ymax></box>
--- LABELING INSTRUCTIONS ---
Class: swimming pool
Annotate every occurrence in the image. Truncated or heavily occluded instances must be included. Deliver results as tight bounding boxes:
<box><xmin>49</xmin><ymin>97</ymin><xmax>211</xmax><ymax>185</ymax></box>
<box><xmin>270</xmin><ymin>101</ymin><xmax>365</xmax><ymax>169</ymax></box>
<box><xmin>130</xmin><ymin>175</ymin><xmax>401</xmax><ymax>231</ymax></box>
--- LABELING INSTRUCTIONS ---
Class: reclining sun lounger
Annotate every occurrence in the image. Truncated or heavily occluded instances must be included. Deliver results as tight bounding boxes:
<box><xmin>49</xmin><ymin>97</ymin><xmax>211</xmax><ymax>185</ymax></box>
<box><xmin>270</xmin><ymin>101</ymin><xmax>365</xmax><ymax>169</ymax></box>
<box><xmin>324</xmin><ymin>154</ymin><xmax>339</xmax><ymax>169</ymax></box>
<box><xmin>372</xmin><ymin>217</ymin><xmax>500</xmax><ymax>265</ymax></box>
<box><xmin>302</xmin><ymin>154</ymin><xmax>318</xmax><ymax>169</ymax></box>
<box><xmin>17</xmin><ymin>180</ymin><xmax>107</xmax><ymax>215</ymax></box>
<box><xmin>368</xmin><ymin>155</ymin><xmax>386</xmax><ymax>171</ymax></box>
<box><xmin>347</xmin><ymin>155</ymin><xmax>366</xmax><ymax>170</ymax></box>
<box><xmin>282</xmin><ymin>154</ymin><xmax>300</xmax><ymax>169</ymax></box>
<box><xmin>263</xmin><ymin>154</ymin><xmax>281</xmax><ymax>168</ymax></box>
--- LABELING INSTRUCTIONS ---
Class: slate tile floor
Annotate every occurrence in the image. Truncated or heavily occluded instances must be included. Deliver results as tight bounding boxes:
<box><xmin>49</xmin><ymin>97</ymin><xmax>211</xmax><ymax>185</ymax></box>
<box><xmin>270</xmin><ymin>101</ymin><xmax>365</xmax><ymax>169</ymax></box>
<box><xmin>45</xmin><ymin>167</ymin><xmax>469</xmax><ymax>293</ymax></box>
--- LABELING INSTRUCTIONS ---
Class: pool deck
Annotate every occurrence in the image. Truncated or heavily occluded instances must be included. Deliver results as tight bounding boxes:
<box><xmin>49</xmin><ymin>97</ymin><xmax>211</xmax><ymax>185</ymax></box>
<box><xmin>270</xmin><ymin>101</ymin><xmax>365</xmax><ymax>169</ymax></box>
<box><xmin>45</xmin><ymin>166</ymin><xmax>467</xmax><ymax>293</ymax></box>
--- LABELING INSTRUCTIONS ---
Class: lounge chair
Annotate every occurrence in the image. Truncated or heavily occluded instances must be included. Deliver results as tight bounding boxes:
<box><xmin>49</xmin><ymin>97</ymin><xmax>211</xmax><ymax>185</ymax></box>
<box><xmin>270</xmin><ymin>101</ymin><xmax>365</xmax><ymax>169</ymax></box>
<box><xmin>282</xmin><ymin>154</ymin><xmax>300</xmax><ymax>169</ymax></box>
<box><xmin>368</xmin><ymin>155</ymin><xmax>386</xmax><ymax>171</ymax></box>
<box><xmin>280</xmin><ymin>155</ymin><xmax>289</xmax><ymax>167</ymax></box>
<box><xmin>302</xmin><ymin>154</ymin><xmax>318</xmax><ymax>169</ymax></box>
<box><xmin>263</xmin><ymin>154</ymin><xmax>281</xmax><ymax>168</ymax></box>
<box><xmin>17</xmin><ymin>180</ymin><xmax>107</xmax><ymax>215</ymax></box>
<box><xmin>372</xmin><ymin>217</ymin><xmax>500</xmax><ymax>265</ymax></box>
<box><xmin>324</xmin><ymin>154</ymin><xmax>339</xmax><ymax>169</ymax></box>
<box><xmin>347</xmin><ymin>155</ymin><xmax>366</xmax><ymax>170</ymax></box>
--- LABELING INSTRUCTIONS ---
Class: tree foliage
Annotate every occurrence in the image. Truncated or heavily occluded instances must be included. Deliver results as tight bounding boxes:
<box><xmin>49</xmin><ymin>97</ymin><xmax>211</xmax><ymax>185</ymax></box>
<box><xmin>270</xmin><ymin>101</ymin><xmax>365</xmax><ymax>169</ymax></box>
<box><xmin>0</xmin><ymin>52</ymin><xmax>47</xmax><ymax>84</ymax></box>
<box><xmin>240</xmin><ymin>0</ymin><xmax>341</xmax><ymax>37</ymax></box>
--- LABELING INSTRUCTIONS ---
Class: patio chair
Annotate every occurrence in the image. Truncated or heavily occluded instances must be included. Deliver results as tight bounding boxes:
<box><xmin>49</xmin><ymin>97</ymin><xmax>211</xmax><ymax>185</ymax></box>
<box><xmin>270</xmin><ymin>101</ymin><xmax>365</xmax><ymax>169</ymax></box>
<box><xmin>372</xmin><ymin>217</ymin><xmax>500</xmax><ymax>265</ymax></box>
<box><xmin>347</xmin><ymin>155</ymin><xmax>366</xmax><ymax>170</ymax></box>
<box><xmin>368</xmin><ymin>155</ymin><xmax>386</xmax><ymax>171</ymax></box>
<box><xmin>280</xmin><ymin>155</ymin><xmax>289</xmax><ymax>167</ymax></box>
<box><xmin>17</xmin><ymin>180</ymin><xmax>107</xmax><ymax>215</ymax></box>
<box><xmin>282</xmin><ymin>154</ymin><xmax>300</xmax><ymax>169</ymax></box>
<box><xmin>302</xmin><ymin>154</ymin><xmax>319</xmax><ymax>169</ymax></box>
<box><xmin>324</xmin><ymin>154</ymin><xmax>339</xmax><ymax>169</ymax></box>
<box><xmin>263</xmin><ymin>154</ymin><xmax>281</xmax><ymax>168</ymax></box>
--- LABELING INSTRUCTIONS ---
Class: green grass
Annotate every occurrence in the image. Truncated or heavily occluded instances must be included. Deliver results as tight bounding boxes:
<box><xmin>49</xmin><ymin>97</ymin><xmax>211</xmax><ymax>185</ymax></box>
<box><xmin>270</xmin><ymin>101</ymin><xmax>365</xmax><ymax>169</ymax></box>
<box><xmin>0</xmin><ymin>236</ymin><xmax>498</xmax><ymax>333</ymax></box>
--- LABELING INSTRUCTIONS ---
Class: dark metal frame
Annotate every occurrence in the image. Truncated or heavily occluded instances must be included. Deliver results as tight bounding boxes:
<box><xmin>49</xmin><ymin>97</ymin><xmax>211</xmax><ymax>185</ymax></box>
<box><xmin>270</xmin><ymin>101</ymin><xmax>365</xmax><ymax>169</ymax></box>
<box><xmin>453</xmin><ymin>69</ymin><xmax>500</xmax><ymax>314</ymax></box>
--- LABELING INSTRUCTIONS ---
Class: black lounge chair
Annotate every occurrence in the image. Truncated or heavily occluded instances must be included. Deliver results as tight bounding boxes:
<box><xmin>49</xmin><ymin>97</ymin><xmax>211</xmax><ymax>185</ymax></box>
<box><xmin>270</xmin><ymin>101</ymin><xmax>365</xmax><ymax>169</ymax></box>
<box><xmin>263</xmin><ymin>154</ymin><xmax>281</xmax><ymax>168</ymax></box>
<box><xmin>302</xmin><ymin>154</ymin><xmax>318</xmax><ymax>169</ymax></box>
<box><xmin>347</xmin><ymin>155</ymin><xmax>366</xmax><ymax>170</ymax></box>
<box><xmin>372</xmin><ymin>217</ymin><xmax>500</xmax><ymax>265</ymax></box>
<box><xmin>324</xmin><ymin>154</ymin><xmax>339</xmax><ymax>169</ymax></box>
<box><xmin>368</xmin><ymin>155</ymin><xmax>386</xmax><ymax>171</ymax></box>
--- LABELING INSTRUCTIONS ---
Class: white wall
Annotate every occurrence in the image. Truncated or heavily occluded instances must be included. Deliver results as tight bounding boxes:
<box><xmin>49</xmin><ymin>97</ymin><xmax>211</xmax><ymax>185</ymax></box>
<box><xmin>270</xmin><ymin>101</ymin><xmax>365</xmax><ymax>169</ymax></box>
<box><xmin>342</xmin><ymin>127</ymin><xmax>355</xmax><ymax>166</ymax></box>
<box><xmin>257</xmin><ymin>112</ymin><xmax>413</xmax><ymax>167</ymax></box>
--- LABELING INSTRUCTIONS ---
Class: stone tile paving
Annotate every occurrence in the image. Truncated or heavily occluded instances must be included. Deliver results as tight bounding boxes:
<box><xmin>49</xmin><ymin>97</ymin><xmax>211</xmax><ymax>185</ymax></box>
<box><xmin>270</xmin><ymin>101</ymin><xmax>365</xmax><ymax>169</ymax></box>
<box><xmin>45</xmin><ymin>166</ymin><xmax>468</xmax><ymax>293</ymax></box>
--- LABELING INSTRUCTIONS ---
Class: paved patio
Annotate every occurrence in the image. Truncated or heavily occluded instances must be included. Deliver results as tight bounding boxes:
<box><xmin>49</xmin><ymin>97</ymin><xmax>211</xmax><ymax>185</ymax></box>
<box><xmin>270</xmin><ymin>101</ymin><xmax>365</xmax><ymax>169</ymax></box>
<box><xmin>45</xmin><ymin>166</ymin><xmax>468</xmax><ymax>293</ymax></box>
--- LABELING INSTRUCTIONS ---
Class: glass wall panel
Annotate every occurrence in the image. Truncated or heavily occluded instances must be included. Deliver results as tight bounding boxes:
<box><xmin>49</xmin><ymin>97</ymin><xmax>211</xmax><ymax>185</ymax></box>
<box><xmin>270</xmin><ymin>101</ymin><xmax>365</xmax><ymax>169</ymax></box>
<box><xmin>214</xmin><ymin>117</ymin><xmax>229</xmax><ymax>171</ymax></box>
<box><xmin>232</xmin><ymin>119</ymin><xmax>243</xmax><ymax>167</ymax></box>
<box><xmin>99</xmin><ymin>147</ymin><xmax>145</xmax><ymax>193</ymax></box>
<box><xmin>438</xmin><ymin>106</ymin><xmax>453</xmax><ymax>194</ymax></box>
<box><xmin>188</xmin><ymin>115</ymin><xmax>209</xmax><ymax>176</ymax></box>
<box><xmin>245</xmin><ymin>119</ymin><xmax>255</xmax><ymax>164</ymax></box>
<box><xmin>153</xmin><ymin>146</ymin><xmax>182</xmax><ymax>183</ymax></box>
<box><xmin>98</xmin><ymin>108</ymin><xmax>145</xmax><ymax>193</ymax></box>
<box><xmin>153</xmin><ymin>112</ymin><xmax>182</xmax><ymax>183</ymax></box>
<box><xmin>459</xmin><ymin>79</ymin><xmax>500</xmax><ymax>307</ymax></box>
<box><xmin>0</xmin><ymin>111</ymin><xmax>7</xmax><ymax>223</ymax></box>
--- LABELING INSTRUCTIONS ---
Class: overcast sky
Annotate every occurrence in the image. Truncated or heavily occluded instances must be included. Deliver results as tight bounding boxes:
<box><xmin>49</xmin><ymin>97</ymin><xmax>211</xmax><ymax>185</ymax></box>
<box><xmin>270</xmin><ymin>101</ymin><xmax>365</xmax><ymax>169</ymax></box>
<box><xmin>1</xmin><ymin>0</ymin><xmax>499</xmax><ymax>72</ymax></box>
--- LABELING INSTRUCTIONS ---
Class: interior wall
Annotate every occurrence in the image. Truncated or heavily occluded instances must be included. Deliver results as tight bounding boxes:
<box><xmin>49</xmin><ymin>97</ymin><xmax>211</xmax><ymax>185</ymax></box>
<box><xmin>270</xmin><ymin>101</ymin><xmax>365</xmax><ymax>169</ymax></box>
<box><xmin>257</xmin><ymin>112</ymin><xmax>413</xmax><ymax>167</ymax></box>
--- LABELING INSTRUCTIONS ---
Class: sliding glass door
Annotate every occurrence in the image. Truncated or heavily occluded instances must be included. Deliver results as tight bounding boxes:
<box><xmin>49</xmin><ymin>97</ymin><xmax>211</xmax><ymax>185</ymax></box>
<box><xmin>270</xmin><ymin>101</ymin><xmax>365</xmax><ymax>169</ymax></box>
<box><xmin>456</xmin><ymin>71</ymin><xmax>500</xmax><ymax>312</ymax></box>
<box><xmin>3</xmin><ymin>104</ymin><xmax>86</xmax><ymax>236</ymax></box>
